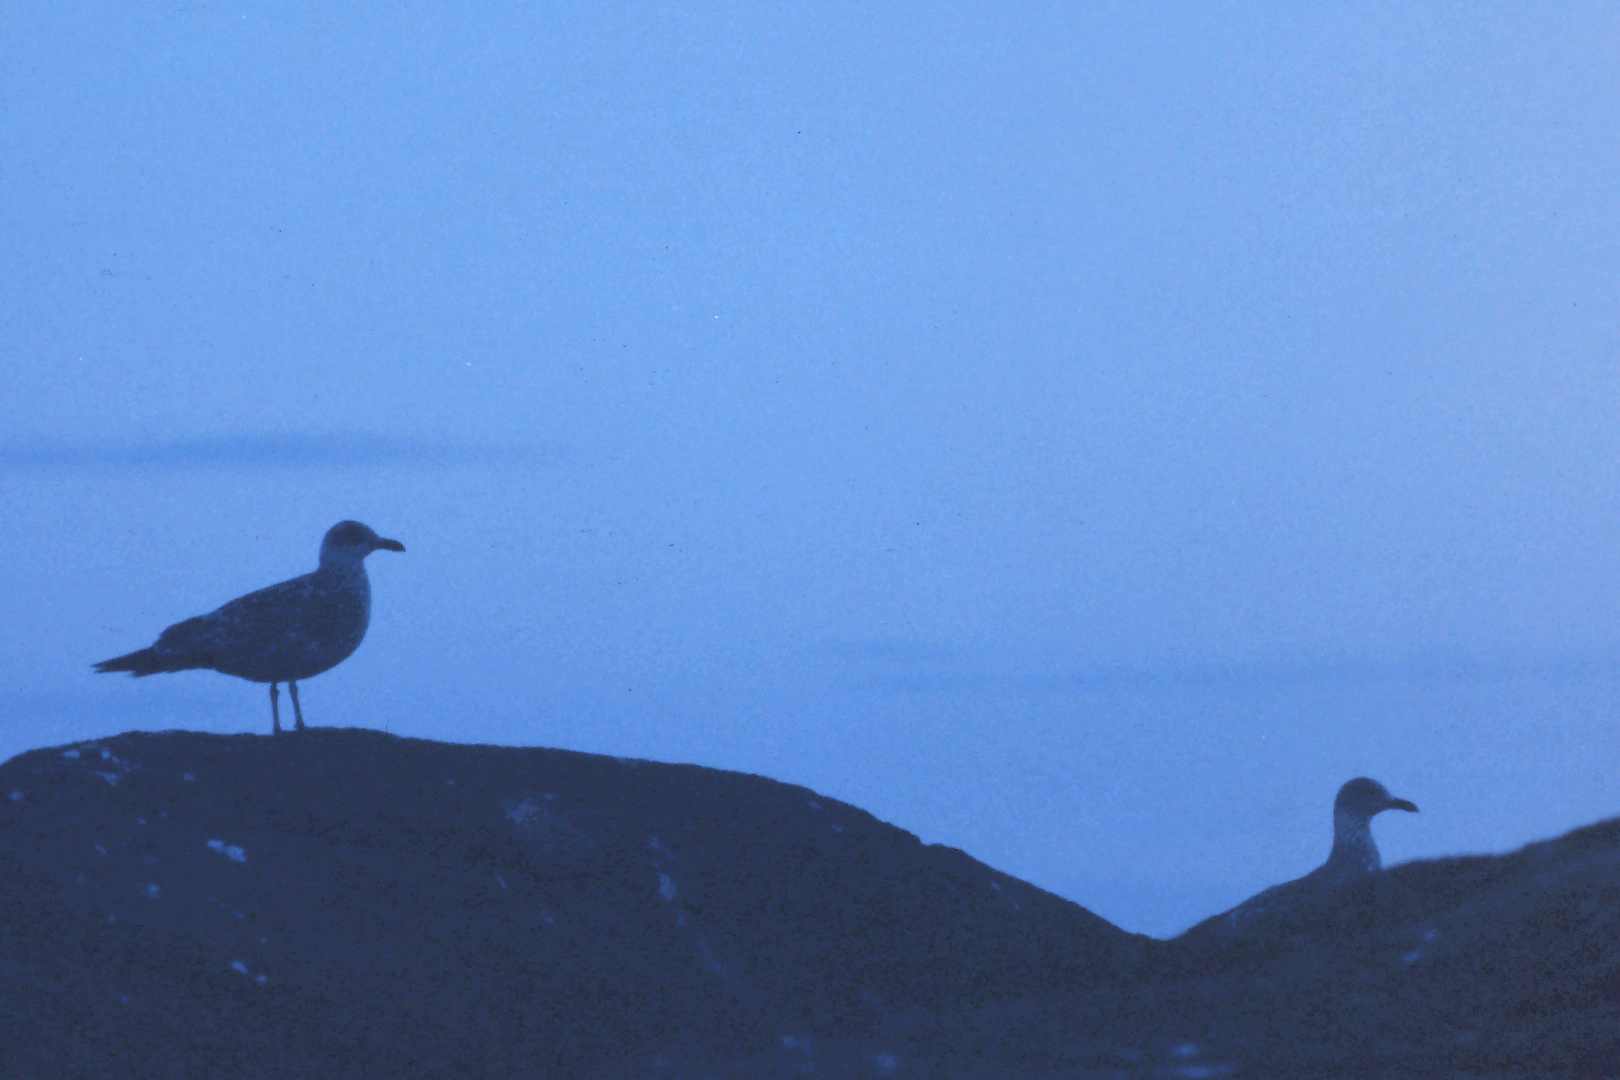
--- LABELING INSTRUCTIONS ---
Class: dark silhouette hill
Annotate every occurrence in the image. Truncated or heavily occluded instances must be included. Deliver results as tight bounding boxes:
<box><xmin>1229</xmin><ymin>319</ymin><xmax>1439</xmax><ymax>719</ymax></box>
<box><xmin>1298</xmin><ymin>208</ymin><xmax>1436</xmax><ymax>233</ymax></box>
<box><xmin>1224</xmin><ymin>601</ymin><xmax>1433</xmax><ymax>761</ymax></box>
<box><xmin>900</xmin><ymin>817</ymin><xmax>1620</xmax><ymax>1079</ymax></box>
<box><xmin>3</xmin><ymin>728</ymin><xmax>1618</xmax><ymax>1078</ymax></box>
<box><xmin>0</xmin><ymin>729</ymin><xmax>1140</xmax><ymax>1078</ymax></box>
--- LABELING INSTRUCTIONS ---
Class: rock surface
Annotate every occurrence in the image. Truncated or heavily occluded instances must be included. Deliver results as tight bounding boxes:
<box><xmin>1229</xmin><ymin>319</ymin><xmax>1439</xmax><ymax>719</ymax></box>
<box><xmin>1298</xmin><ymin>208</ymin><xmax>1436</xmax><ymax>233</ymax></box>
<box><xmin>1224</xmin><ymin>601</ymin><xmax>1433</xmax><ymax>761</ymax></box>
<box><xmin>2</xmin><ymin>728</ymin><xmax>1618</xmax><ymax>1078</ymax></box>
<box><xmin>0</xmin><ymin>729</ymin><xmax>1137</xmax><ymax>1078</ymax></box>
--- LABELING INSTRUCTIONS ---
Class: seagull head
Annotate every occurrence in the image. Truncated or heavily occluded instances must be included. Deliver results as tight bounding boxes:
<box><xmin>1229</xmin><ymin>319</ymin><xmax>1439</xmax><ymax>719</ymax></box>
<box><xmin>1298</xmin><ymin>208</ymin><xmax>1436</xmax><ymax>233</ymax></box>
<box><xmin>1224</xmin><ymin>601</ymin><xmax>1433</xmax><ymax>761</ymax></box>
<box><xmin>319</xmin><ymin>520</ymin><xmax>406</xmax><ymax>567</ymax></box>
<box><xmin>1334</xmin><ymin>777</ymin><xmax>1418</xmax><ymax>821</ymax></box>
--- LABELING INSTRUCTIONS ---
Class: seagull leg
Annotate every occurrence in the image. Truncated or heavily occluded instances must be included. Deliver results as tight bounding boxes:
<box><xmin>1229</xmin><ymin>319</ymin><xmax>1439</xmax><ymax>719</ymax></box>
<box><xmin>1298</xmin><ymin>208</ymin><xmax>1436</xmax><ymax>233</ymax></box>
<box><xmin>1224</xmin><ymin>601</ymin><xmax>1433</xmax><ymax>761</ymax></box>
<box><xmin>290</xmin><ymin>680</ymin><xmax>306</xmax><ymax>732</ymax></box>
<box><xmin>270</xmin><ymin>683</ymin><xmax>282</xmax><ymax>736</ymax></box>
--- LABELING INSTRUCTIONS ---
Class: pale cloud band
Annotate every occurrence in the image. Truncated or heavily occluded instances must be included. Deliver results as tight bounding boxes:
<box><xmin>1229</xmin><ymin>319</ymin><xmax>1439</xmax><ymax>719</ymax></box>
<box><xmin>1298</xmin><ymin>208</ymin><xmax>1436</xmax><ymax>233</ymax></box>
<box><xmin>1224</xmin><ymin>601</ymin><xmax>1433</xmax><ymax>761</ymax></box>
<box><xmin>0</xmin><ymin>434</ymin><xmax>566</xmax><ymax>472</ymax></box>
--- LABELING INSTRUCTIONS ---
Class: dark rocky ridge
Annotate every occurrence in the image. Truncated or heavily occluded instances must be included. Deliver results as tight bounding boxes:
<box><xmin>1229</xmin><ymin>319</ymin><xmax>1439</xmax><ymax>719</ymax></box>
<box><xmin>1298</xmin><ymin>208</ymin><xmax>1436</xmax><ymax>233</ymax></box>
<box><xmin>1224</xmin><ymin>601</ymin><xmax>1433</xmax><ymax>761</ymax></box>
<box><xmin>941</xmin><ymin>818</ymin><xmax>1620</xmax><ymax>1078</ymax></box>
<box><xmin>0</xmin><ymin>729</ymin><xmax>1139</xmax><ymax>1078</ymax></box>
<box><xmin>2</xmin><ymin>728</ymin><xmax>1618</xmax><ymax>1078</ymax></box>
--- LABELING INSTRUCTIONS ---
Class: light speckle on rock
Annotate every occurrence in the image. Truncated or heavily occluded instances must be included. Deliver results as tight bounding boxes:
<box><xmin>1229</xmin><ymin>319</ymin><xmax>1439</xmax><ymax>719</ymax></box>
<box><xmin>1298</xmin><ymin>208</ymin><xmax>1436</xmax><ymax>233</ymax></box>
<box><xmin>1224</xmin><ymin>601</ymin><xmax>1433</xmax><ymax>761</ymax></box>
<box><xmin>206</xmin><ymin>839</ymin><xmax>247</xmax><ymax>862</ymax></box>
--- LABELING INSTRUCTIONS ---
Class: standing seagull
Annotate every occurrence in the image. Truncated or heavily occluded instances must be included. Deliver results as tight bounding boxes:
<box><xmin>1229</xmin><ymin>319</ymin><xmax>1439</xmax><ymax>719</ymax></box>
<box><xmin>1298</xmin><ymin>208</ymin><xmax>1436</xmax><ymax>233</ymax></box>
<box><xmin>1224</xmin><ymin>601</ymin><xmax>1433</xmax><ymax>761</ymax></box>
<box><xmin>95</xmin><ymin>521</ymin><xmax>405</xmax><ymax>735</ymax></box>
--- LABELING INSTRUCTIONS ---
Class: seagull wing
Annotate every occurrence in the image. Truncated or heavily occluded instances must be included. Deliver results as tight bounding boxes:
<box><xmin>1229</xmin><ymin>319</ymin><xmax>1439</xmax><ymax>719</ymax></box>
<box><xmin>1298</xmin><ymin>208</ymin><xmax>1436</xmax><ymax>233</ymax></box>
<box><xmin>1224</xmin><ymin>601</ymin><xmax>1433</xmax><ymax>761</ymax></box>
<box><xmin>105</xmin><ymin>572</ymin><xmax>325</xmax><ymax>676</ymax></box>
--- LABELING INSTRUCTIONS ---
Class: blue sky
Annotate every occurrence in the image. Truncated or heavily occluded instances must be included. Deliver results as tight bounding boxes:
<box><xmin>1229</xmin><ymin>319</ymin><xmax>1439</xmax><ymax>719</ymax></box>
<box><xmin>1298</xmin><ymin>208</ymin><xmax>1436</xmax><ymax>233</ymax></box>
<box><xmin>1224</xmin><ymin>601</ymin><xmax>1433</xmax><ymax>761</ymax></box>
<box><xmin>3</xmin><ymin>2</ymin><xmax>1619</xmax><ymax>936</ymax></box>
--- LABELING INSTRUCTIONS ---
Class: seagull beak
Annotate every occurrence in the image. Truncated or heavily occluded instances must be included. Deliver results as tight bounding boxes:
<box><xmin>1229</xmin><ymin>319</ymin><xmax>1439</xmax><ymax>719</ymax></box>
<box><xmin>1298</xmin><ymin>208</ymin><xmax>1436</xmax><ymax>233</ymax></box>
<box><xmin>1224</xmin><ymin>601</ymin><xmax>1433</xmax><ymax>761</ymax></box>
<box><xmin>1386</xmin><ymin>797</ymin><xmax>1418</xmax><ymax>813</ymax></box>
<box><xmin>374</xmin><ymin>538</ymin><xmax>406</xmax><ymax>553</ymax></box>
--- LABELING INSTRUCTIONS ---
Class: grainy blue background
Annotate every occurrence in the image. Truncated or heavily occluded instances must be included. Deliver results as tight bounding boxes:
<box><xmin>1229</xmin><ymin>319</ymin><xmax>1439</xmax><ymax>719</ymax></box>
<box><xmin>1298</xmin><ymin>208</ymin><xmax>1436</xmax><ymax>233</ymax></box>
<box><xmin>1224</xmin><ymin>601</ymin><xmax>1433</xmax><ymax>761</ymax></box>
<box><xmin>4</xmin><ymin>2</ymin><xmax>1618</xmax><ymax>936</ymax></box>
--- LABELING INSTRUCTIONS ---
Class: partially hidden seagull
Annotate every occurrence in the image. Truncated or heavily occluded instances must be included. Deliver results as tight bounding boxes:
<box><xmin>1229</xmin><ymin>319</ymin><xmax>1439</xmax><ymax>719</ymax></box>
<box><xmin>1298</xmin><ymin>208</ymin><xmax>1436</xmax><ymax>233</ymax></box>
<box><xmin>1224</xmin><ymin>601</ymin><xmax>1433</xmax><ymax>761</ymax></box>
<box><xmin>95</xmin><ymin>521</ymin><xmax>405</xmax><ymax>735</ymax></box>
<box><xmin>1217</xmin><ymin>777</ymin><xmax>1419</xmax><ymax>932</ymax></box>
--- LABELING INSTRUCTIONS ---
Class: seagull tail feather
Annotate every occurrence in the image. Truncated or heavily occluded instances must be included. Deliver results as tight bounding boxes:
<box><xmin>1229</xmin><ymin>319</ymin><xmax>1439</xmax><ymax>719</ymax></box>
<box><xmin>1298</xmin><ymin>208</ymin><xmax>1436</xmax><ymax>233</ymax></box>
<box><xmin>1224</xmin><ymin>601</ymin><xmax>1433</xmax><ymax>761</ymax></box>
<box><xmin>94</xmin><ymin>647</ymin><xmax>192</xmax><ymax>677</ymax></box>
<box><xmin>95</xmin><ymin>615</ymin><xmax>217</xmax><ymax>676</ymax></box>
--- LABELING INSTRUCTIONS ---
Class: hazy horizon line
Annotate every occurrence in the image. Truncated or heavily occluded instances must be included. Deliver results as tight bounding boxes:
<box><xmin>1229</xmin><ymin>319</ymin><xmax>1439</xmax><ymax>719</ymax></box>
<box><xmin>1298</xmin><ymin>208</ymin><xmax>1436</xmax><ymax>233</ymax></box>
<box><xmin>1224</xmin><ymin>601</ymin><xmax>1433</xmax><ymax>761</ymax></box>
<box><xmin>826</xmin><ymin>646</ymin><xmax>1620</xmax><ymax>695</ymax></box>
